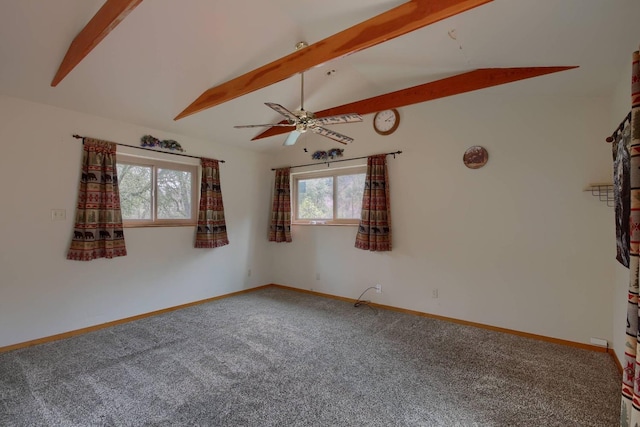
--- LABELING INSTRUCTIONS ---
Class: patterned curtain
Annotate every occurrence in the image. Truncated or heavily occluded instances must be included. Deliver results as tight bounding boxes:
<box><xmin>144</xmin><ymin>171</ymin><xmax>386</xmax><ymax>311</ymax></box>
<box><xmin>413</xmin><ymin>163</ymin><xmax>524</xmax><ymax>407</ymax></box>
<box><xmin>621</xmin><ymin>49</ymin><xmax>640</xmax><ymax>427</ymax></box>
<box><xmin>67</xmin><ymin>138</ymin><xmax>127</xmax><ymax>261</ymax></box>
<box><xmin>355</xmin><ymin>154</ymin><xmax>392</xmax><ymax>252</ymax></box>
<box><xmin>269</xmin><ymin>167</ymin><xmax>292</xmax><ymax>242</ymax></box>
<box><xmin>195</xmin><ymin>158</ymin><xmax>229</xmax><ymax>248</ymax></box>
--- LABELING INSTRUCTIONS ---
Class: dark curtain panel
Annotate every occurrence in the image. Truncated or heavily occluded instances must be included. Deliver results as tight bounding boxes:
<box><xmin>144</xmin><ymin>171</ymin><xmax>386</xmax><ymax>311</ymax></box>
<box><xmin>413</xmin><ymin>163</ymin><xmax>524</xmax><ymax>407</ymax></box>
<box><xmin>355</xmin><ymin>154</ymin><xmax>392</xmax><ymax>252</ymax></box>
<box><xmin>269</xmin><ymin>167</ymin><xmax>292</xmax><ymax>242</ymax></box>
<box><xmin>67</xmin><ymin>138</ymin><xmax>127</xmax><ymax>261</ymax></box>
<box><xmin>195</xmin><ymin>158</ymin><xmax>229</xmax><ymax>248</ymax></box>
<box><xmin>613</xmin><ymin>125</ymin><xmax>631</xmax><ymax>268</ymax></box>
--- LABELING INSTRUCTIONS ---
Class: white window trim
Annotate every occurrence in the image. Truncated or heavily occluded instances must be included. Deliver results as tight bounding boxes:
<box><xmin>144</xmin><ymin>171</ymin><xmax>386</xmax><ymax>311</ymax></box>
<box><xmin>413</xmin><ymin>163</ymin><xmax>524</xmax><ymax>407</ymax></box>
<box><xmin>117</xmin><ymin>152</ymin><xmax>199</xmax><ymax>228</ymax></box>
<box><xmin>291</xmin><ymin>165</ymin><xmax>366</xmax><ymax>226</ymax></box>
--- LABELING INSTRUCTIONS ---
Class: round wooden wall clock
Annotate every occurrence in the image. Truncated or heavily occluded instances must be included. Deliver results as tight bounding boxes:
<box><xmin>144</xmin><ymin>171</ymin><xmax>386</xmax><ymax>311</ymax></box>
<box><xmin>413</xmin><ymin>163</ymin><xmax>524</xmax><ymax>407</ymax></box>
<box><xmin>373</xmin><ymin>109</ymin><xmax>400</xmax><ymax>135</ymax></box>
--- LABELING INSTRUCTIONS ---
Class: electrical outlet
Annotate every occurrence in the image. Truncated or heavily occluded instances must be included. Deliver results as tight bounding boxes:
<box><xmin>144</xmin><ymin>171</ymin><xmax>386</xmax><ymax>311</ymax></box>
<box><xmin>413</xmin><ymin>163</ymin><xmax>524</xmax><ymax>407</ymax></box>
<box><xmin>51</xmin><ymin>209</ymin><xmax>66</xmax><ymax>221</ymax></box>
<box><xmin>316</xmin><ymin>273</ymin><xmax>320</xmax><ymax>281</ymax></box>
<box><xmin>432</xmin><ymin>289</ymin><xmax>439</xmax><ymax>298</ymax></box>
<box><xmin>247</xmin><ymin>269</ymin><xmax>251</xmax><ymax>277</ymax></box>
<box><xmin>375</xmin><ymin>284</ymin><xmax>382</xmax><ymax>293</ymax></box>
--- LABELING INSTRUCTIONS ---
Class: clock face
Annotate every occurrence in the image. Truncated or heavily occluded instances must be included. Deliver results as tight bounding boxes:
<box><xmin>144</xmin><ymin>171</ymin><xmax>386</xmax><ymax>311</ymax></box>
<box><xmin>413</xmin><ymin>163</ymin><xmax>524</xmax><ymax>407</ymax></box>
<box><xmin>373</xmin><ymin>109</ymin><xmax>400</xmax><ymax>135</ymax></box>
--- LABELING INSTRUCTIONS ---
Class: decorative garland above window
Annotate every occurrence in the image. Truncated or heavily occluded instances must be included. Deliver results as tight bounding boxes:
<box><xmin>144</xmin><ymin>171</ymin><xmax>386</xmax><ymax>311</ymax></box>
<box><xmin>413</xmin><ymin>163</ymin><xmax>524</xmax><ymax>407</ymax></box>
<box><xmin>140</xmin><ymin>135</ymin><xmax>185</xmax><ymax>152</ymax></box>
<box><xmin>312</xmin><ymin>148</ymin><xmax>343</xmax><ymax>160</ymax></box>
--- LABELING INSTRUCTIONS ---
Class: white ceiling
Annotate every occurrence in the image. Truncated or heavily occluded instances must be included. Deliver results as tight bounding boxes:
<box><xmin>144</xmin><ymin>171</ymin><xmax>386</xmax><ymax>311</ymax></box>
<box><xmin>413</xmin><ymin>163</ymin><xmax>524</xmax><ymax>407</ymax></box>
<box><xmin>0</xmin><ymin>0</ymin><xmax>639</xmax><ymax>152</ymax></box>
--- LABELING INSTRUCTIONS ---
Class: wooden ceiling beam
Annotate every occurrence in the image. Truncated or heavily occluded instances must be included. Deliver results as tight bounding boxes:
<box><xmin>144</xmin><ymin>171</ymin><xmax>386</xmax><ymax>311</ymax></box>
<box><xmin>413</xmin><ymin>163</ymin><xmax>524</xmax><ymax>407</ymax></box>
<box><xmin>51</xmin><ymin>0</ymin><xmax>144</xmax><ymax>87</ymax></box>
<box><xmin>251</xmin><ymin>66</ymin><xmax>578</xmax><ymax>141</ymax></box>
<box><xmin>174</xmin><ymin>0</ymin><xmax>493</xmax><ymax>120</ymax></box>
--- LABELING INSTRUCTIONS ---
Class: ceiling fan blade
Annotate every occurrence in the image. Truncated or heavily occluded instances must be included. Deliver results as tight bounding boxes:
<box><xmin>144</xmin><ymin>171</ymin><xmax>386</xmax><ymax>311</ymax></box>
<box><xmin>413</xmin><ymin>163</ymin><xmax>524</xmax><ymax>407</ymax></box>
<box><xmin>283</xmin><ymin>131</ymin><xmax>302</xmax><ymax>146</ymax></box>
<box><xmin>315</xmin><ymin>113</ymin><xmax>363</xmax><ymax>126</ymax></box>
<box><xmin>252</xmin><ymin>66</ymin><xmax>577</xmax><ymax>141</ymax></box>
<box><xmin>174</xmin><ymin>0</ymin><xmax>492</xmax><ymax>120</ymax></box>
<box><xmin>311</xmin><ymin>127</ymin><xmax>353</xmax><ymax>145</ymax></box>
<box><xmin>234</xmin><ymin>123</ymin><xmax>294</xmax><ymax>128</ymax></box>
<box><xmin>265</xmin><ymin>103</ymin><xmax>299</xmax><ymax>123</ymax></box>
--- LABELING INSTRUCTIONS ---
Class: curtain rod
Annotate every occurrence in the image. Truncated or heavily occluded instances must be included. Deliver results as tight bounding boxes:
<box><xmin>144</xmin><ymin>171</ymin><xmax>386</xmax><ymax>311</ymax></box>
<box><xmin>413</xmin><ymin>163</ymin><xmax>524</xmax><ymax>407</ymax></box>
<box><xmin>272</xmin><ymin>150</ymin><xmax>402</xmax><ymax>171</ymax></box>
<box><xmin>72</xmin><ymin>134</ymin><xmax>225</xmax><ymax>163</ymax></box>
<box><xmin>605</xmin><ymin>112</ymin><xmax>632</xmax><ymax>143</ymax></box>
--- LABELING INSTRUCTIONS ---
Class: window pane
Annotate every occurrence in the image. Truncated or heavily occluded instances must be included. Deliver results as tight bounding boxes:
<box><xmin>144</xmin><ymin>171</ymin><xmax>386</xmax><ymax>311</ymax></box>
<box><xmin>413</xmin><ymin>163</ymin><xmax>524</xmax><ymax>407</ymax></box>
<box><xmin>117</xmin><ymin>164</ymin><xmax>152</xmax><ymax>219</ymax></box>
<box><xmin>337</xmin><ymin>173</ymin><xmax>365</xmax><ymax>219</ymax></box>
<box><xmin>298</xmin><ymin>177</ymin><xmax>333</xmax><ymax>219</ymax></box>
<box><xmin>157</xmin><ymin>168</ymin><xmax>192</xmax><ymax>219</ymax></box>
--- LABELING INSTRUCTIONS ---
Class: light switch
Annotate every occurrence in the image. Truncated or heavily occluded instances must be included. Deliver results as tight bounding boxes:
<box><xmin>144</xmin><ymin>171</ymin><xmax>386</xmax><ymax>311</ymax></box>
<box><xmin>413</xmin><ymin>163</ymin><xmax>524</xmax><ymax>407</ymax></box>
<box><xmin>51</xmin><ymin>209</ymin><xmax>66</xmax><ymax>221</ymax></box>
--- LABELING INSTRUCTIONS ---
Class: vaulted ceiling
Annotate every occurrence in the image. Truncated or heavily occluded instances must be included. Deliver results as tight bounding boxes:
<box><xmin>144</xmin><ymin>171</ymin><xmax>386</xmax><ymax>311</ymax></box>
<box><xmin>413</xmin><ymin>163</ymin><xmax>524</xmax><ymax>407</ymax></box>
<box><xmin>0</xmin><ymin>0</ymin><xmax>639</xmax><ymax>152</ymax></box>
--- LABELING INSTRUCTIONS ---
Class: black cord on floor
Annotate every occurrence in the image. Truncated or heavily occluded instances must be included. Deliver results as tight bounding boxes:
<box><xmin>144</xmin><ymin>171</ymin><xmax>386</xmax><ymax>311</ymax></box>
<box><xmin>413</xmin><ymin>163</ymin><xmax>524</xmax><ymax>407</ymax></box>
<box><xmin>354</xmin><ymin>287</ymin><xmax>379</xmax><ymax>314</ymax></box>
<box><xmin>354</xmin><ymin>286</ymin><xmax>376</xmax><ymax>307</ymax></box>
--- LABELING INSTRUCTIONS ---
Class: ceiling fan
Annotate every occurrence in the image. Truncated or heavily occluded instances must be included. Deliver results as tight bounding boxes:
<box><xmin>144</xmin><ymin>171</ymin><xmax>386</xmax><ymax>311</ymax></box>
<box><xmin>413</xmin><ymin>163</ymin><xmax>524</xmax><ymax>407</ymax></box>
<box><xmin>234</xmin><ymin>43</ymin><xmax>362</xmax><ymax>146</ymax></box>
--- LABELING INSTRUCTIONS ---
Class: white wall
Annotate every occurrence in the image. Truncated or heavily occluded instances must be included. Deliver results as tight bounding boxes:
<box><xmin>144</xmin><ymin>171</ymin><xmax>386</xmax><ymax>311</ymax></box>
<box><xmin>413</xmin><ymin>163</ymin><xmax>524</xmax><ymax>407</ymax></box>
<box><xmin>0</xmin><ymin>95</ymin><xmax>273</xmax><ymax>348</ymax></box>
<box><xmin>0</xmin><ymin>88</ymin><xmax>619</xmax><ymax>349</ymax></box>
<box><xmin>268</xmin><ymin>90</ymin><xmax>615</xmax><ymax>345</ymax></box>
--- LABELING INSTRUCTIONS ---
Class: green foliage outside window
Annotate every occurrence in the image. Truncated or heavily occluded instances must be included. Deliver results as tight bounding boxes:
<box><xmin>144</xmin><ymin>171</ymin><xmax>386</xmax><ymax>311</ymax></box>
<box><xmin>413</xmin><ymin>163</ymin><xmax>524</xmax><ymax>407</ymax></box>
<box><xmin>295</xmin><ymin>171</ymin><xmax>365</xmax><ymax>222</ymax></box>
<box><xmin>157</xmin><ymin>168</ymin><xmax>192</xmax><ymax>219</ymax></box>
<box><xmin>117</xmin><ymin>164</ymin><xmax>152</xmax><ymax>219</ymax></box>
<box><xmin>298</xmin><ymin>177</ymin><xmax>333</xmax><ymax>219</ymax></box>
<box><xmin>117</xmin><ymin>162</ymin><xmax>193</xmax><ymax>223</ymax></box>
<box><xmin>337</xmin><ymin>174</ymin><xmax>365</xmax><ymax>219</ymax></box>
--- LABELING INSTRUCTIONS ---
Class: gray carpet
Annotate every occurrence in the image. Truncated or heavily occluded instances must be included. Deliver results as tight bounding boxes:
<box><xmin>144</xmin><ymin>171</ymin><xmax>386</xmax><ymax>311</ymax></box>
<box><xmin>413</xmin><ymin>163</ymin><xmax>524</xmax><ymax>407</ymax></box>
<box><xmin>0</xmin><ymin>287</ymin><xmax>621</xmax><ymax>426</ymax></box>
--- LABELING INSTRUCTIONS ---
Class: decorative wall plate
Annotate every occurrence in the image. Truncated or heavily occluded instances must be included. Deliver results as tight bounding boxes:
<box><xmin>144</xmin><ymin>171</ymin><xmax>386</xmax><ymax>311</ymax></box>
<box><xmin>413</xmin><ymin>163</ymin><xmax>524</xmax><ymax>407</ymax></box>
<box><xmin>463</xmin><ymin>146</ymin><xmax>488</xmax><ymax>169</ymax></box>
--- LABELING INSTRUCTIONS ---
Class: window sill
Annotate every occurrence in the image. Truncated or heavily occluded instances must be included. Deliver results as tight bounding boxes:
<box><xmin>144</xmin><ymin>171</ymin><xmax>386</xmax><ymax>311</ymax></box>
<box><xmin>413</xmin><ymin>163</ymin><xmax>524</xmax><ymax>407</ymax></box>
<box><xmin>292</xmin><ymin>222</ymin><xmax>358</xmax><ymax>227</ymax></box>
<box><xmin>123</xmin><ymin>222</ymin><xmax>197</xmax><ymax>228</ymax></box>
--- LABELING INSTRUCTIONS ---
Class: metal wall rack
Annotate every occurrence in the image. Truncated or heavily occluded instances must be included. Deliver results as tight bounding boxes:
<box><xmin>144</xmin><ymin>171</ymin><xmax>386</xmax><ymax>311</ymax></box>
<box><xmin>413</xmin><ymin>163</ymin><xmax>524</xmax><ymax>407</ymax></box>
<box><xmin>585</xmin><ymin>183</ymin><xmax>614</xmax><ymax>207</ymax></box>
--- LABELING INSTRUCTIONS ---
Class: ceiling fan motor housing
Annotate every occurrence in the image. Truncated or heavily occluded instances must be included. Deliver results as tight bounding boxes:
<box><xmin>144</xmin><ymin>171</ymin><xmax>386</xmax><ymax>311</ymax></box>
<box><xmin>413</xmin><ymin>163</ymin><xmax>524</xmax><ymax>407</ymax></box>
<box><xmin>294</xmin><ymin>110</ymin><xmax>316</xmax><ymax>133</ymax></box>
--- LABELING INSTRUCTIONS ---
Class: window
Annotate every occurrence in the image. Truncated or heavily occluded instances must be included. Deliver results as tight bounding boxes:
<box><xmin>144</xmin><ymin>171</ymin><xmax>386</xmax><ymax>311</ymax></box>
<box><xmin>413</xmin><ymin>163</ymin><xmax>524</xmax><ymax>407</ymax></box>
<box><xmin>292</xmin><ymin>166</ymin><xmax>366</xmax><ymax>225</ymax></box>
<box><xmin>116</xmin><ymin>153</ymin><xmax>198</xmax><ymax>227</ymax></box>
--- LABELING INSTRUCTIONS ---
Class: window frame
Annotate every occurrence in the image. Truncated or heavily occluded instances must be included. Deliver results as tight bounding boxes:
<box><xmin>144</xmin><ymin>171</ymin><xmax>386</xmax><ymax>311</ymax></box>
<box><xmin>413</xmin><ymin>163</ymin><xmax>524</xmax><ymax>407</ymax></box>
<box><xmin>291</xmin><ymin>165</ymin><xmax>367</xmax><ymax>226</ymax></box>
<box><xmin>116</xmin><ymin>153</ymin><xmax>199</xmax><ymax>228</ymax></box>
